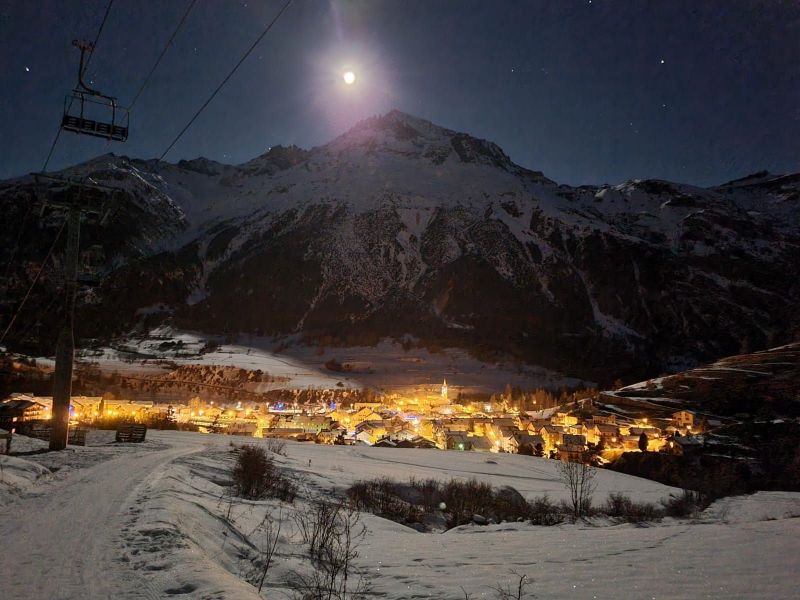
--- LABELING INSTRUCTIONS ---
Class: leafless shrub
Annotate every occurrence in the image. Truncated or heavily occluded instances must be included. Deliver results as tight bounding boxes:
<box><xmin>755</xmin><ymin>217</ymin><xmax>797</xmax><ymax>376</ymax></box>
<box><xmin>440</xmin><ymin>478</ymin><xmax>495</xmax><ymax>527</ymax></box>
<box><xmin>661</xmin><ymin>489</ymin><xmax>707</xmax><ymax>518</ymax></box>
<box><xmin>408</xmin><ymin>476</ymin><xmax>441</xmax><ymax>512</ymax></box>
<box><xmin>294</xmin><ymin>500</ymin><xmax>343</xmax><ymax>563</ymax></box>
<box><xmin>290</xmin><ymin>499</ymin><xmax>370</xmax><ymax>599</ymax></box>
<box><xmin>491</xmin><ymin>571</ymin><xmax>535</xmax><ymax>599</ymax></box>
<box><xmin>347</xmin><ymin>478</ymin><xmax>420</xmax><ymax>523</ymax></box>
<box><xmin>347</xmin><ymin>477</ymin><xmax>560</xmax><ymax>529</ymax></box>
<box><xmin>264</xmin><ymin>438</ymin><xmax>287</xmax><ymax>456</ymax></box>
<box><xmin>604</xmin><ymin>493</ymin><xmax>662</xmax><ymax>523</ymax></box>
<box><xmin>528</xmin><ymin>495</ymin><xmax>564</xmax><ymax>526</ymax></box>
<box><xmin>240</xmin><ymin>505</ymin><xmax>286</xmax><ymax>592</ymax></box>
<box><xmin>232</xmin><ymin>445</ymin><xmax>297</xmax><ymax>502</ymax></box>
<box><xmin>557</xmin><ymin>458</ymin><xmax>596</xmax><ymax>520</ymax></box>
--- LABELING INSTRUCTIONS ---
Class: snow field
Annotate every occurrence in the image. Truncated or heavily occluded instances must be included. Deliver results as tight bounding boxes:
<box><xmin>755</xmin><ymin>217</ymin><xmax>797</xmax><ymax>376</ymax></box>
<box><xmin>121</xmin><ymin>432</ymin><xmax>800</xmax><ymax>599</ymax></box>
<box><xmin>2</xmin><ymin>430</ymin><xmax>799</xmax><ymax>599</ymax></box>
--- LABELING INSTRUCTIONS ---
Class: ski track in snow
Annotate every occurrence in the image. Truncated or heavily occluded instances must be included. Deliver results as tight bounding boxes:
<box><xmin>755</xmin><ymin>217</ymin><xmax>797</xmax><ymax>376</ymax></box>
<box><xmin>0</xmin><ymin>439</ymin><xmax>202</xmax><ymax>600</ymax></box>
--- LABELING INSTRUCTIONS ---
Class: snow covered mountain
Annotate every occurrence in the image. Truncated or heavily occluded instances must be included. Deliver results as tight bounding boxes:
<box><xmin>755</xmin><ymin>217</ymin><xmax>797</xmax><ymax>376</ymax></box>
<box><xmin>2</xmin><ymin>110</ymin><xmax>798</xmax><ymax>382</ymax></box>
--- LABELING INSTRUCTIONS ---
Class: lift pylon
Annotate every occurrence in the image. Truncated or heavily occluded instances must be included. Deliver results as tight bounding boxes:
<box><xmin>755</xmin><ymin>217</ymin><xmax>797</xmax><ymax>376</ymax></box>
<box><xmin>32</xmin><ymin>175</ymin><xmax>124</xmax><ymax>450</ymax></box>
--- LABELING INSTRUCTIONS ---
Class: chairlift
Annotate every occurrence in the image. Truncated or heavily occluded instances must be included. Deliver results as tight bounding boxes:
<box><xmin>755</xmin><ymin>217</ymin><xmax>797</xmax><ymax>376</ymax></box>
<box><xmin>61</xmin><ymin>39</ymin><xmax>129</xmax><ymax>142</ymax></box>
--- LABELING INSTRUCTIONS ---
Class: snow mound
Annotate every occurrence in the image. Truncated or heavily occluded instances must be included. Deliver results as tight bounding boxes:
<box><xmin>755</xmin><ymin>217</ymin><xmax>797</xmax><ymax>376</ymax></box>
<box><xmin>703</xmin><ymin>491</ymin><xmax>800</xmax><ymax>523</ymax></box>
<box><xmin>0</xmin><ymin>454</ymin><xmax>51</xmax><ymax>504</ymax></box>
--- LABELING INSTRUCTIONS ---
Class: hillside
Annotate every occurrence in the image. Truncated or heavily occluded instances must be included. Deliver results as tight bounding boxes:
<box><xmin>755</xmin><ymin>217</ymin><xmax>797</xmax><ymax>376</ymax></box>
<box><xmin>2</xmin><ymin>110</ymin><xmax>799</xmax><ymax>383</ymax></box>
<box><xmin>602</xmin><ymin>342</ymin><xmax>800</xmax><ymax>419</ymax></box>
<box><xmin>598</xmin><ymin>343</ymin><xmax>800</xmax><ymax>493</ymax></box>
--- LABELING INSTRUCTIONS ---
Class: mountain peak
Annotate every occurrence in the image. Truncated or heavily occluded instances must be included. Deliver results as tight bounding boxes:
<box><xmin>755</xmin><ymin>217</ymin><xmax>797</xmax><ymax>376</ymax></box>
<box><xmin>326</xmin><ymin>109</ymin><xmax>544</xmax><ymax>177</ymax></box>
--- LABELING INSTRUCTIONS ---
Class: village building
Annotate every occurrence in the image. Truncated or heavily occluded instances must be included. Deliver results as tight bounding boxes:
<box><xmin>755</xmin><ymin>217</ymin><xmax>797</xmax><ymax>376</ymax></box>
<box><xmin>0</xmin><ymin>398</ymin><xmax>49</xmax><ymax>430</ymax></box>
<box><xmin>551</xmin><ymin>412</ymin><xmax>578</xmax><ymax>427</ymax></box>
<box><xmin>558</xmin><ymin>434</ymin><xmax>587</xmax><ymax>461</ymax></box>
<box><xmin>511</xmin><ymin>432</ymin><xmax>545</xmax><ymax>455</ymax></box>
<box><xmin>539</xmin><ymin>425</ymin><xmax>566</xmax><ymax>452</ymax></box>
<box><xmin>672</xmin><ymin>410</ymin><xmax>695</xmax><ymax>429</ymax></box>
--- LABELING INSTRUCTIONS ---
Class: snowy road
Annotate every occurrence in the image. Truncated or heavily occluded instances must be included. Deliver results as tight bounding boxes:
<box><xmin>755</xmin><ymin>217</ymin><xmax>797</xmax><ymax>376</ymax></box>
<box><xmin>0</xmin><ymin>438</ymin><xmax>202</xmax><ymax>600</ymax></box>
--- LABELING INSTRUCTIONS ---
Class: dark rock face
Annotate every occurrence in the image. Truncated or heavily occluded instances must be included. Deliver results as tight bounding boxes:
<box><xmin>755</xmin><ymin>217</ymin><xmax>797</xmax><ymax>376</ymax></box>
<box><xmin>1</xmin><ymin>112</ymin><xmax>798</xmax><ymax>383</ymax></box>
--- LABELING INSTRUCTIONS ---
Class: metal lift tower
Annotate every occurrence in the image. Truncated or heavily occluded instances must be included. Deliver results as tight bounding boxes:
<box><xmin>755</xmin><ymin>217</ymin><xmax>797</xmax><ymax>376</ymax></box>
<box><xmin>33</xmin><ymin>176</ymin><xmax>123</xmax><ymax>450</ymax></box>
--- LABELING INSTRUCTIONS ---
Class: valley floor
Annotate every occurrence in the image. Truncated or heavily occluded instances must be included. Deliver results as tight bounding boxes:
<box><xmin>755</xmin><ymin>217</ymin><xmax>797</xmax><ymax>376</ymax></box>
<box><xmin>1</xmin><ymin>431</ymin><xmax>798</xmax><ymax>599</ymax></box>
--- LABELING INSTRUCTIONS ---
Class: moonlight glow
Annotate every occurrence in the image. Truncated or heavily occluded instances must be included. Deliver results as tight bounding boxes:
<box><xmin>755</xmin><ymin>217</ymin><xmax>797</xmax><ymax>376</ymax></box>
<box><xmin>343</xmin><ymin>71</ymin><xmax>356</xmax><ymax>85</ymax></box>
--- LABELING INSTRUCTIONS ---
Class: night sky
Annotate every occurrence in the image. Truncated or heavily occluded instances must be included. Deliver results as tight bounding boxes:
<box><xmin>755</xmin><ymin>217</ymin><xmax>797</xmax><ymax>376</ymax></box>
<box><xmin>1</xmin><ymin>0</ymin><xmax>797</xmax><ymax>186</ymax></box>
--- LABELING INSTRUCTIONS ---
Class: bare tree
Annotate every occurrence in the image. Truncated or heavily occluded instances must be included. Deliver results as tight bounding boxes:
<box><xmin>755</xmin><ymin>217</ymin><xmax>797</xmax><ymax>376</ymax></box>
<box><xmin>294</xmin><ymin>500</ymin><xmax>343</xmax><ymax>563</ymax></box>
<box><xmin>291</xmin><ymin>499</ymin><xmax>369</xmax><ymax>599</ymax></box>
<box><xmin>256</xmin><ymin>505</ymin><xmax>284</xmax><ymax>593</ymax></box>
<box><xmin>557</xmin><ymin>457</ymin><xmax>596</xmax><ymax>519</ymax></box>
<box><xmin>491</xmin><ymin>571</ymin><xmax>534</xmax><ymax>599</ymax></box>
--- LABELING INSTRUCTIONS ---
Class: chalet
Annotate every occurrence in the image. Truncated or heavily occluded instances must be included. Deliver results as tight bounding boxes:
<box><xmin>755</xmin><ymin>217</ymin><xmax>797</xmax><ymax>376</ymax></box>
<box><xmin>395</xmin><ymin>436</ymin><xmax>437</xmax><ymax>449</ymax></box>
<box><xmin>539</xmin><ymin>425</ymin><xmax>566</xmax><ymax>451</ymax></box>
<box><xmin>565</xmin><ymin>423</ymin><xmax>584</xmax><ymax>436</ymax></box>
<box><xmin>263</xmin><ymin>428</ymin><xmax>313</xmax><ymax>439</ymax></box>
<box><xmin>591</xmin><ymin>414</ymin><xmax>617</xmax><ymax>426</ymax></box>
<box><xmin>0</xmin><ymin>399</ymin><xmax>49</xmax><ymax>430</ymax></box>
<box><xmin>630</xmin><ymin>426</ymin><xmax>661</xmax><ymax>439</ymax></box>
<box><xmin>446</xmin><ymin>432</ymin><xmax>470</xmax><ymax>450</ymax></box>
<box><xmin>441</xmin><ymin>420</ymin><xmax>470</xmax><ymax>433</ymax></box>
<box><xmin>385</xmin><ymin>428</ymin><xmax>419</xmax><ymax>443</ymax></box>
<box><xmin>558</xmin><ymin>434</ymin><xmax>587</xmax><ymax>461</ymax></box>
<box><xmin>228</xmin><ymin>421</ymin><xmax>258</xmax><ymax>436</ymax></box>
<box><xmin>293</xmin><ymin>414</ymin><xmax>332</xmax><ymax>433</ymax></box>
<box><xmin>316</xmin><ymin>428</ymin><xmax>345</xmax><ymax>444</ymax></box>
<box><xmin>469</xmin><ymin>436</ymin><xmax>494</xmax><ymax>453</ymax></box>
<box><xmin>621</xmin><ymin>435</ymin><xmax>643</xmax><ymax>451</ymax></box>
<box><xmin>373</xmin><ymin>436</ymin><xmax>397</xmax><ymax>448</ymax></box>
<box><xmin>349</xmin><ymin>408</ymin><xmax>383</xmax><ymax>427</ymax></box>
<box><xmin>551</xmin><ymin>412</ymin><xmax>578</xmax><ymax>427</ymax></box>
<box><xmin>562</xmin><ymin>433</ymin><xmax>586</xmax><ymax>447</ymax></box>
<box><xmin>352</xmin><ymin>402</ymin><xmax>383</xmax><ymax>411</ymax></box>
<box><xmin>355</xmin><ymin>421</ymin><xmax>388</xmax><ymax>444</ymax></box>
<box><xmin>511</xmin><ymin>432</ymin><xmax>545</xmax><ymax>455</ymax></box>
<box><xmin>595</xmin><ymin>423</ymin><xmax>620</xmax><ymax>445</ymax></box>
<box><xmin>669</xmin><ymin>433</ymin><xmax>704</xmax><ymax>456</ymax></box>
<box><xmin>672</xmin><ymin>410</ymin><xmax>695</xmax><ymax>429</ymax></box>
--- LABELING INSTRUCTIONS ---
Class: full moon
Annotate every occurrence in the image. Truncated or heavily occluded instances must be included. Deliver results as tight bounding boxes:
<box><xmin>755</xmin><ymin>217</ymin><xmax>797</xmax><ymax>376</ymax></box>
<box><xmin>343</xmin><ymin>71</ymin><xmax>356</xmax><ymax>85</ymax></box>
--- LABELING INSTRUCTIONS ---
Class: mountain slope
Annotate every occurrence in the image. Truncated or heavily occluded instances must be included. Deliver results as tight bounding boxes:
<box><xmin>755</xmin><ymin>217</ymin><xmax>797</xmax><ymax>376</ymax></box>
<box><xmin>1</xmin><ymin>110</ymin><xmax>798</xmax><ymax>382</ymax></box>
<box><xmin>600</xmin><ymin>343</ymin><xmax>800</xmax><ymax>493</ymax></box>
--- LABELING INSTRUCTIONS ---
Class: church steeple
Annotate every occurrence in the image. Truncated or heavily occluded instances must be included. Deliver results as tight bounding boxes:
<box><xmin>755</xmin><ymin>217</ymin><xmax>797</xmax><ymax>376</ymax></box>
<box><xmin>441</xmin><ymin>378</ymin><xmax>448</xmax><ymax>400</ymax></box>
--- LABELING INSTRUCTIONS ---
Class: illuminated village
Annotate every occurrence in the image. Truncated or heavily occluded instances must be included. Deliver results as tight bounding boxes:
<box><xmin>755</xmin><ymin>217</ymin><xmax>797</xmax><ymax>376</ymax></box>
<box><xmin>0</xmin><ymin>377</ymin><xmax>703</xmax><ymax>462</ymax></box>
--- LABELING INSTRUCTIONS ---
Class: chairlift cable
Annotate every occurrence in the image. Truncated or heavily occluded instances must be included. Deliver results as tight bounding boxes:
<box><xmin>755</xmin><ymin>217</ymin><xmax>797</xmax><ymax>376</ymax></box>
<box><xmin>41</xmin><ymin>128</ymin><xmax>64</xmax><ymax>174</ymax></box>
<box><xmin>83</xmin><ymin>0</ymin><xmax>116</xmax><ymax>74</ymax></box>
<box><xmin>0</xmin><ymin>222</ymin><xmax>66</xmax><ymax>347</ymax></box>
<box><xmin>156</xmin><ymin>0</ymin><xmax>294</xmax><ymax>164</ymax></box>
<box><xmin>40</xmin><ymin>0</ymin><xmax>117</xmax><ymax>173</ymax></box>
<box><xmin>2</xmin><ymin>203</ymin><xmax>33</xmax><ymax>281</ymax></box>
<box><xmin>129</xmin><ymin>0</ymin><xmax>198</xmax><ymax>113</ymax></box>
<box><xmin>17</xmin><ymin>284</ymin><xmax>63</xmax><ymax>344</ymax></box>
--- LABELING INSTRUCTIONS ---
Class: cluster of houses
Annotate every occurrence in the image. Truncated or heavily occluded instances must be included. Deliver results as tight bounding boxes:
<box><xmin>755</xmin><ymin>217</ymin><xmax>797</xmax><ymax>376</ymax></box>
<box><xmin>0</xmin><ymin>393</ymin><xmax>157</xmax><ymax>429</ymax></box>
<box><xmin>0</xmin><ymin>381</ymin><xmax>706</xmax><ymax>461</ymax></box>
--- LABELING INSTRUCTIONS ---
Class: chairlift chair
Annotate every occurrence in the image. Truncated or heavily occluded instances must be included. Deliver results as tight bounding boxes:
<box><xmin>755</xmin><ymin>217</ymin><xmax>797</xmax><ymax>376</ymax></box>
<box><xmin>61</xmin><ymin>40</ymin><xmax>129</xmax><ymax>142</ymax></box>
